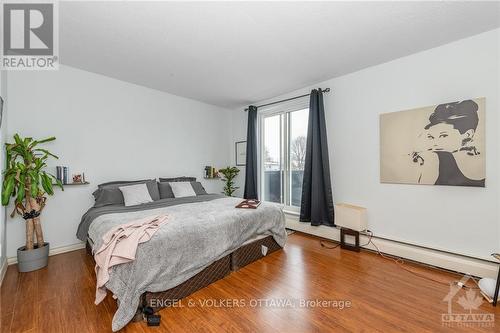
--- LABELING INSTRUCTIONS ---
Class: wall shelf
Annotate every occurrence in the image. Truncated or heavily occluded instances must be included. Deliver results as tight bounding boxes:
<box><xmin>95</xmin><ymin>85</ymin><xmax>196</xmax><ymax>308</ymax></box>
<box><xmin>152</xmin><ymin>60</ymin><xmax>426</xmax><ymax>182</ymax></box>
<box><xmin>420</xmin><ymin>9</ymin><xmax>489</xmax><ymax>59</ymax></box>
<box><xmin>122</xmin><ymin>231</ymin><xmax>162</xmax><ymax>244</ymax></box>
<box><xmin>53</xmin><ymin>182</ymin><xmax>90</xmax><ymax>186</ymax></box>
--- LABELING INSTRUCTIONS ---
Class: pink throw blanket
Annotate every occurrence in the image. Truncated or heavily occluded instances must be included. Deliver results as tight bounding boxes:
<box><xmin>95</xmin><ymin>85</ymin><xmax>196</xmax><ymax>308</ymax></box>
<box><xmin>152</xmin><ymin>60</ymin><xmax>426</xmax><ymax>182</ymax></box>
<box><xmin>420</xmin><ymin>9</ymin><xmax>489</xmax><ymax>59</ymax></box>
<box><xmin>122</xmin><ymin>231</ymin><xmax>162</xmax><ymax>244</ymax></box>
<box><xmin>94</xmin><ymin>214</ymin><xmax>168</xmax><ymax>304</ymax></box>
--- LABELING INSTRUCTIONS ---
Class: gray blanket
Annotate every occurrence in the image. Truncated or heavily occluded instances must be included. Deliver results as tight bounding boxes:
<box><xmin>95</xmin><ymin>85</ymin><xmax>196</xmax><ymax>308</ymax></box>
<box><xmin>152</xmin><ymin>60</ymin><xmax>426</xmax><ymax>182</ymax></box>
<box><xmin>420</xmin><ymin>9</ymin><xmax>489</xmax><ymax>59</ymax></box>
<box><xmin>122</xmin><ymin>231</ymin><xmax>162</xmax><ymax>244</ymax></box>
<box><xmin>76</xmin><ymin>194</ymin><xmax>226</xmax><ymax>241</ymax></box>
<box><xmin>84</xmin><ymin>196</ymin><xmax>286</xmax><ymax>331</ymax></box>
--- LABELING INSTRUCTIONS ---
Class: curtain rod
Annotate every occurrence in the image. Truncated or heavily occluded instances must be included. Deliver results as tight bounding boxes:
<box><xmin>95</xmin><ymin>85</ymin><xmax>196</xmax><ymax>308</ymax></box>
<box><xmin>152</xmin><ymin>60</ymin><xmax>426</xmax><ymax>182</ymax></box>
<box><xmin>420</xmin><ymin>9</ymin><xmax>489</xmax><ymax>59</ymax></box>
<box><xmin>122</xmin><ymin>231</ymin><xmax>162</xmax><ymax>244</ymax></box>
<box><xmin>244</xmin><ymin>88</ymin><xmax>331</xmax><ymax>112</ymax></box>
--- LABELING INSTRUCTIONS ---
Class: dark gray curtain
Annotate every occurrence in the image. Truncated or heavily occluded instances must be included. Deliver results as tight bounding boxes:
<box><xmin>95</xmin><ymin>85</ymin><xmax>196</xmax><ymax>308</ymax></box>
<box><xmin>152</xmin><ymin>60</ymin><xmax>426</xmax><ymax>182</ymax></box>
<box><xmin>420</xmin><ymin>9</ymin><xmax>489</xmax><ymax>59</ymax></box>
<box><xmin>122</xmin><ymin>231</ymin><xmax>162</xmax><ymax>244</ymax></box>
<box><xmin>244</xmin><ymin>105</ymin><xmax>258</xmax><ymax>199</ymax></box>
<box><xmin>300</xmin><ymin>89</ymin><xmax>334</xmax><ymax>226</ymax></box>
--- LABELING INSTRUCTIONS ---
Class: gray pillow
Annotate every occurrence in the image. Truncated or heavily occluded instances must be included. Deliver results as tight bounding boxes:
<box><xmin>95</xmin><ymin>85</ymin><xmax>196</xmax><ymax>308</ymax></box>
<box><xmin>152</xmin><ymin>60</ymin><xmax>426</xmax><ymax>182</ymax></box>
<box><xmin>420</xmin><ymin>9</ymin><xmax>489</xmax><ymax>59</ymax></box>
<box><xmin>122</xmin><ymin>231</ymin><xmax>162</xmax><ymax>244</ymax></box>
<box><xmin>159</xmin><ymin>176</ymin><xmax>196</xmax><ymax>182</ymax></box>
<box><xmin>93</xmin><ymin>179</ymin><xmax>160</xmax><ymax>207</ymax></box>
<box><xmin>158</xmin><ymin>182</ymin><xmax>175</xmax><ymax>199</ymax></box>
<box><xmin>158</xmin><ymin>181</ymin><xmax>207</xmax><ymax>199</ymax></box>
<box><xmin>190</xmin><ymin>181</ymin><xmax>207</xmax><ymax>195</ymax></box>
<box><xmin>97</xmin><ymin>179</ymin><xmax>148</xmax><ymax>188</ymax></box>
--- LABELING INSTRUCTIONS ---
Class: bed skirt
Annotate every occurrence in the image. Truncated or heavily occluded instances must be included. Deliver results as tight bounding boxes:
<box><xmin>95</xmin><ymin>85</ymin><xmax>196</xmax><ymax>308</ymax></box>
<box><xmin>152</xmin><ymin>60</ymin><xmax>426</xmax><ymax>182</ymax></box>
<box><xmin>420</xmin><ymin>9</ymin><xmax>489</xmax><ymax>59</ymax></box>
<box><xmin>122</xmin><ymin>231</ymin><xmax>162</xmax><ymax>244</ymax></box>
<box><xmin>142</xmin><ymin>254</ymin><xmax>231</xmax><ymax>313</ymax></box>
<box><xmin>85</xmin><ymin>235</ymin><xmax>283</xmax><ymax>319</ymax></box>
<box><xmin>230</xmin><ymin>235</ymin><xmax>282</xmax><ymax>271</ymax></box>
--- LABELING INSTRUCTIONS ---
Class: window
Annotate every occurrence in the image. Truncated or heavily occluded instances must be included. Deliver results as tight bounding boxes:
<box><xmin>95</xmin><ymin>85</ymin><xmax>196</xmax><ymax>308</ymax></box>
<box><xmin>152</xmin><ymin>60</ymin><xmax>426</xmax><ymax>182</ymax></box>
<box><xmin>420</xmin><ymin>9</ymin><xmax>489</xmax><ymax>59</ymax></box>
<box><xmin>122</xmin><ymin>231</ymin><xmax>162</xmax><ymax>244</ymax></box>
<box><xmin>259</xmin><ymin>101</ymin><xmax>309</xmax><ymax>212</ymax></box>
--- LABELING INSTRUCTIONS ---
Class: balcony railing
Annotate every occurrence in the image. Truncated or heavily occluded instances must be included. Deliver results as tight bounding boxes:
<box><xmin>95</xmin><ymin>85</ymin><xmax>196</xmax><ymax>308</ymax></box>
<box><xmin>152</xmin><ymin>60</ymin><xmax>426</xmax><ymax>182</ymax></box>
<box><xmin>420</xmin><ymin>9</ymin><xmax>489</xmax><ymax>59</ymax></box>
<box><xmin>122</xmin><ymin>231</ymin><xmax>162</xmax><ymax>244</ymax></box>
<box><xmin>263</xmin><ymin>170</ymin><xmax>304</xmax><ymax>207</ymax></box>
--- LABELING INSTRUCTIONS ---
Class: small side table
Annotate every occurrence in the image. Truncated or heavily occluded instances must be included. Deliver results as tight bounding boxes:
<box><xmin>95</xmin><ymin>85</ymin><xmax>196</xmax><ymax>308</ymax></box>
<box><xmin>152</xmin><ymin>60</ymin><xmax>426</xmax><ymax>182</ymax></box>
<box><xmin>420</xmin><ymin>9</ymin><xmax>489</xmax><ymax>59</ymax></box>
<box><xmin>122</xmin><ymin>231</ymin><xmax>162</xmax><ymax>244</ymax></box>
<box><xmin>492</xmin><ymin>253</ymin><xmax>500</xmax><ymax>306</ymax></box>
<box><xmin>340</xmin><ymin>228</ymin><xmax>360</xmax><ymax>252</ymax></box>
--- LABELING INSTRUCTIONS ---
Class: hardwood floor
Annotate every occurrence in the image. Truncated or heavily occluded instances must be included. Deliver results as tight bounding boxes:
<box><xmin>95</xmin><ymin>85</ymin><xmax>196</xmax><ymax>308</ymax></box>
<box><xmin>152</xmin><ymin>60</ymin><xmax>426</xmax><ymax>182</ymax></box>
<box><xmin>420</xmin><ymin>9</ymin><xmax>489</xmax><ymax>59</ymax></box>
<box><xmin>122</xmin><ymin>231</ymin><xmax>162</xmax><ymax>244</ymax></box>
<box><xmin>1</xmin><ymin>232</ymin><xmax>499</xmax><ymax>332</ymax></box>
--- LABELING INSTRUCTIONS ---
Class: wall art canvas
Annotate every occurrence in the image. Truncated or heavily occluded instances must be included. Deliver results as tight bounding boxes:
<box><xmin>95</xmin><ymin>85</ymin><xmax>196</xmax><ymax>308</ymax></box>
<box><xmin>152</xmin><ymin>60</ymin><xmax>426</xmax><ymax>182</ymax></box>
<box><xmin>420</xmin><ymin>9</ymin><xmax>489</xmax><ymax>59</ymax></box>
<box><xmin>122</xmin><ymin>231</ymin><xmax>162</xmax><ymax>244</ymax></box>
<box><xmin>380</xmin><ymin>98</ymin><xmax>485</xmax><ymax>187</ymax></box>
<box><xmin>235</xmin><ymin>141</ymin><xmax>247</xmax><ymax>166</ymax></box>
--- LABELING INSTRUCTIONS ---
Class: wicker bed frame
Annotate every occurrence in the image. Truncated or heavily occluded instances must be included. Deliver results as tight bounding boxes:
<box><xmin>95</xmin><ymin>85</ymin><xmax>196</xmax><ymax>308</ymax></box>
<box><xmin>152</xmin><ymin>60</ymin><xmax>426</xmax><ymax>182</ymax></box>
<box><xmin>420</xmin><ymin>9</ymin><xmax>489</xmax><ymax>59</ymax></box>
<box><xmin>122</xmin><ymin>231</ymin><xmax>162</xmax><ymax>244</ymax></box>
<box><xmin>86</xmin><ymin>235</ymin><xmax>282</xmax><ymax>320</ymax></box>
<box><xmin>230</xmin><ymin>235</ymin><xmax>282</xmax><ymax>271</ymax></box>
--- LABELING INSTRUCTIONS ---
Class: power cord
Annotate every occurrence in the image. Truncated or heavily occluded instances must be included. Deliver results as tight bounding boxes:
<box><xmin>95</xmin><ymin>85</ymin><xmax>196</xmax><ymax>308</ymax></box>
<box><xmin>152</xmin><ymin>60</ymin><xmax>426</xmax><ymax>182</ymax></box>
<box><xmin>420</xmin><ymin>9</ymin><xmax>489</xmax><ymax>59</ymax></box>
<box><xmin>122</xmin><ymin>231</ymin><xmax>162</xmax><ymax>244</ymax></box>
<box><xmin>320</xmin><ymin>239</ymin><xmax>340</xmax><ymax>249</ymax></box>
<box><xmin>361</xmin><ymin>230</ymin><xmax>479</xmax><ymax>290</ymax></box>
<box><xmin>361</xmin><ymin>229</ymin><xmax>374</xmax><ymax>246</ymax></box>
<box><xmin>316</xmin><ymin>229</ymin><xmax>478</xmax><ymax>290</ymax></box>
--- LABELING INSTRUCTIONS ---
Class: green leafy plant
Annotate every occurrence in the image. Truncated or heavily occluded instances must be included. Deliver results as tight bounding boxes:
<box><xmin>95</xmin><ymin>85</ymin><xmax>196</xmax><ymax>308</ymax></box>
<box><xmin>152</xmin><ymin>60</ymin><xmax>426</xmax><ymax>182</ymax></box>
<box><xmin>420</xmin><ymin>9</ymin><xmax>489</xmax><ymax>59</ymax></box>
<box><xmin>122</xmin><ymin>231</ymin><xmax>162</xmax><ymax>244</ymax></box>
<box><xmin>1</xmin><ymin>134</ymin><xmax>62</xmax><ymax>250</ymax></box>
<box><xmin>219</xmin><ymin>166</ymin><xmax>240</xmax><ymax>197</ymax></box>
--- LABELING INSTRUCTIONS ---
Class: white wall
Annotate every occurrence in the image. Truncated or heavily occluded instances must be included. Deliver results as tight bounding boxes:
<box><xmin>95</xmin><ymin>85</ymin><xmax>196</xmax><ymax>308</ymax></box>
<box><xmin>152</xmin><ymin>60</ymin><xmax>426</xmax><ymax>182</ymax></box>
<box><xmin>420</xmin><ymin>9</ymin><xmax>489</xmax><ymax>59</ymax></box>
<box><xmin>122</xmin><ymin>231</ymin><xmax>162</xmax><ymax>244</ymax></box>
<box><xmin>5</xmin><ymin>65</ymin><xmax>232</xmax><ymax>258</ymax></box>
<box><xmin>497</xmin><ymin>29</ymin><xmax>500</xmax><ymax>261</ymax></box>
<box><xmin>0</xmin><ymin>71</ymin><xmax>7</xmax><ymax>270</ymax></box>
<box><xmin>231</xmin><ymin>29</ymin><xmax>500</xmax><ymax>260</ymax></box>
<box><xmin>229</xmin><ymin>110</ymin><xmax>248</xmax><ymax>198</ymax></box>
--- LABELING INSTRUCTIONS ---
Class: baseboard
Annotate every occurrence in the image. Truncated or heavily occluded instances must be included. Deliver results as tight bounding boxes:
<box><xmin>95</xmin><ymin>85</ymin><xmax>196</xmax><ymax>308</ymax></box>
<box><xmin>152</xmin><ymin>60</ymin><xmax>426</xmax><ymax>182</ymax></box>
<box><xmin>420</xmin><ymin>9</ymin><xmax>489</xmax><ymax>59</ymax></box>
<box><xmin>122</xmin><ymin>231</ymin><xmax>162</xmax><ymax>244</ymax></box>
<box><xmin>4</xmin><ymin>222</ymin><xmax>498</xmax><ymax>279</ymax></box>
<box><xmin>7</xmin><ymin>242</ymin><xmax>85</xmax><ymax>265</ymax></box>
<box><xmin>285</xmin><ymin>217</ymin><xmax>498</xmax><ymax>279</ymax></box>
<box><xmin>0</xmin><ymin>257</ymin><xmax>7</xmax><ymax>286</ymax></box>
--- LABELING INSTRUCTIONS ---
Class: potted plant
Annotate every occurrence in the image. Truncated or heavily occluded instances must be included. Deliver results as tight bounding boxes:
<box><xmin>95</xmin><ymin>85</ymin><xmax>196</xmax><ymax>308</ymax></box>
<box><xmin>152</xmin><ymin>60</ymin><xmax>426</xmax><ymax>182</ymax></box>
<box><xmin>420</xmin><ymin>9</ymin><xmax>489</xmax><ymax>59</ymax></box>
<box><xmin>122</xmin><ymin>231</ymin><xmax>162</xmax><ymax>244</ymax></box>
<box><xmin>1</xmin><ymin>134</ymin><xmax>62</xmax><ymax>272</ymax></box>
<box><xmin>218</xmin><ymin>166</ymin><xmax>240</xmax><ymax>197</ymax></box>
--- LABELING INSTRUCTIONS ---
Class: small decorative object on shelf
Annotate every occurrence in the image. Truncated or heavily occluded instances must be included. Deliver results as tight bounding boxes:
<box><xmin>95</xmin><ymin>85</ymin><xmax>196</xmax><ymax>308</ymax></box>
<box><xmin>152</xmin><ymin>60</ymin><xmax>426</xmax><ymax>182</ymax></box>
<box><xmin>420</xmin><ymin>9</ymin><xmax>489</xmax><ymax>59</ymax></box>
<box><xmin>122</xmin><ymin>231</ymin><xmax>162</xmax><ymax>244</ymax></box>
<box><xmin>72</xmin><ymin>172</ymin><xmax>86</xmax><ymax>184</ymax></box>
<box><xmin>56</xmin><ymin>165</ymin><xmax>70</xmax><ymax>184</ymax></box>
<box><xmin>204</xmin><ymin>166</ymin><xmax>220</xmax><ymax>179</ymax></box>
<box><xmin>54</xmin><ymin>169</ymin><xmax>89</xmax><ymax>186</ymax></box>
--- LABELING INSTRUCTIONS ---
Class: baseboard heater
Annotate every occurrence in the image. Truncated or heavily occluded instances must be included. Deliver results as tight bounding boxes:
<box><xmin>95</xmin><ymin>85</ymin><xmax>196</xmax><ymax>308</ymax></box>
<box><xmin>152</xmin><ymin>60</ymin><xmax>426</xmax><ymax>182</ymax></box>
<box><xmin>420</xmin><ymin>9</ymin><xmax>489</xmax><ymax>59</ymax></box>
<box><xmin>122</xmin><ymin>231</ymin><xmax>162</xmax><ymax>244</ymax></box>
<box><xmin>285</xmin><ymin>217</ymin><xmax>498</xmax><ymax>279</ymax></box>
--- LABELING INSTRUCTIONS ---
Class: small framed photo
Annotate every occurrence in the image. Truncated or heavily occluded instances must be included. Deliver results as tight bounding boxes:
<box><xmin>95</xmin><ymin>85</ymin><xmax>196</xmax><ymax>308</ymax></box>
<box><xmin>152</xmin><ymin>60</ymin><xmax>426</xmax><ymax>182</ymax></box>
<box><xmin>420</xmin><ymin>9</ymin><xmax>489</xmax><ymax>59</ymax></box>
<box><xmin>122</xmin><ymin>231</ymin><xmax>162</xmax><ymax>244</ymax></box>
<box><xmin>72</xmin><ymin>173</ymin><xmax>83</xmax><ymax>183</ymax></box>
<box><xmin>235</xmin><ymin>141</ymin><xmax>246</xmax><ymax>166</ymax></box>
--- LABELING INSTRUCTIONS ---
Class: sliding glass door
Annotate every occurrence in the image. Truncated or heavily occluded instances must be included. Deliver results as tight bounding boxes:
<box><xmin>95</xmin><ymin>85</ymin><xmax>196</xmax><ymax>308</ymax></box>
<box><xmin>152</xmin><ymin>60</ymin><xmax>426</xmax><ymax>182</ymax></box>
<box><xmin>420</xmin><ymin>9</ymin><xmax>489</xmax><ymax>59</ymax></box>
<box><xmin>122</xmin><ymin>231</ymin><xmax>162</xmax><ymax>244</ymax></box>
<box><xmin>260</xmin><ymin>107</ymin><xmax>309</xmax><ymax>211</ymax></box>
<box><xmin>262</xmin><ymin>114</ymin><xmax>282</xmax><ymax>203</ymax></box>
<box><xmin>289</xmin><ymin>108</ymin><xmax>309</xmax><ymax>207</ymax></box>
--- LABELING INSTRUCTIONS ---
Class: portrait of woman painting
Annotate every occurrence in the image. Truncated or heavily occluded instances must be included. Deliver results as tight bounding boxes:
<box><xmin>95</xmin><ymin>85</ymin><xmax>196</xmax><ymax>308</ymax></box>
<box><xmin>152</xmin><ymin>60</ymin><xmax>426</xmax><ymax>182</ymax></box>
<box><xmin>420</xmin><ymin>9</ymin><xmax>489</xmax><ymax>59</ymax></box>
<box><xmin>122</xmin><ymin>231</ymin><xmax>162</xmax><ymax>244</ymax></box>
<box><xmin>380</xmin><ymin>98</ymin><xmax>485</xmax><ymax>187</ymax></box>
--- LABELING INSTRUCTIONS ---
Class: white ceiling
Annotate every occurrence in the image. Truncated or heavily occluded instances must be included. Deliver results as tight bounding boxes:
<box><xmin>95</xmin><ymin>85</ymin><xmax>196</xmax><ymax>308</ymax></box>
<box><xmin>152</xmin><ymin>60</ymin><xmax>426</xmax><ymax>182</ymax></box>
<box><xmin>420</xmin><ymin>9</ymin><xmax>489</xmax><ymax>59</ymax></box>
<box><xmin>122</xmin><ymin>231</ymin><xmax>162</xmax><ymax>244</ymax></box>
<box><xmin>60</xmin><ymin>1</ymin><xmax>500</xmax><ymax>109</ymax></box>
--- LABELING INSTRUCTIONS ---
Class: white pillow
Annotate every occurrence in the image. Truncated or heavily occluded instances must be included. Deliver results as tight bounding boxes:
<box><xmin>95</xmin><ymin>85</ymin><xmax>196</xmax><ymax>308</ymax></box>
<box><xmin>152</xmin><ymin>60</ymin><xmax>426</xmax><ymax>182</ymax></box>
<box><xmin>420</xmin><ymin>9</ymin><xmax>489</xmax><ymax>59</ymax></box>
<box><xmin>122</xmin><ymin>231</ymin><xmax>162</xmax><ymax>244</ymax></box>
<box><xmin>119</xmin><ymin>183</ymin><xmax>153</xmax><ymax>206</ymax></box>
<box><xmin>169</xmin><ymin>182</ymin><xmax>196</xmax><ymax>198</ymax></box>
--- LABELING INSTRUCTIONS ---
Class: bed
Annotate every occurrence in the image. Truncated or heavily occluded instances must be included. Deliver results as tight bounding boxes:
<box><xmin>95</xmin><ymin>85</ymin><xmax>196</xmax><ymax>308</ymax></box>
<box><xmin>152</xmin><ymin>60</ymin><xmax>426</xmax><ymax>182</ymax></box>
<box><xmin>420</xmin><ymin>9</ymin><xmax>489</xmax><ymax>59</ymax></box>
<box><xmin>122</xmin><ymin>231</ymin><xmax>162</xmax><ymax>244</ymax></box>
<box><xmin>77</xmin><ymin>193</ymin><xmax>286</xmax><ymax>331</ymax></box>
